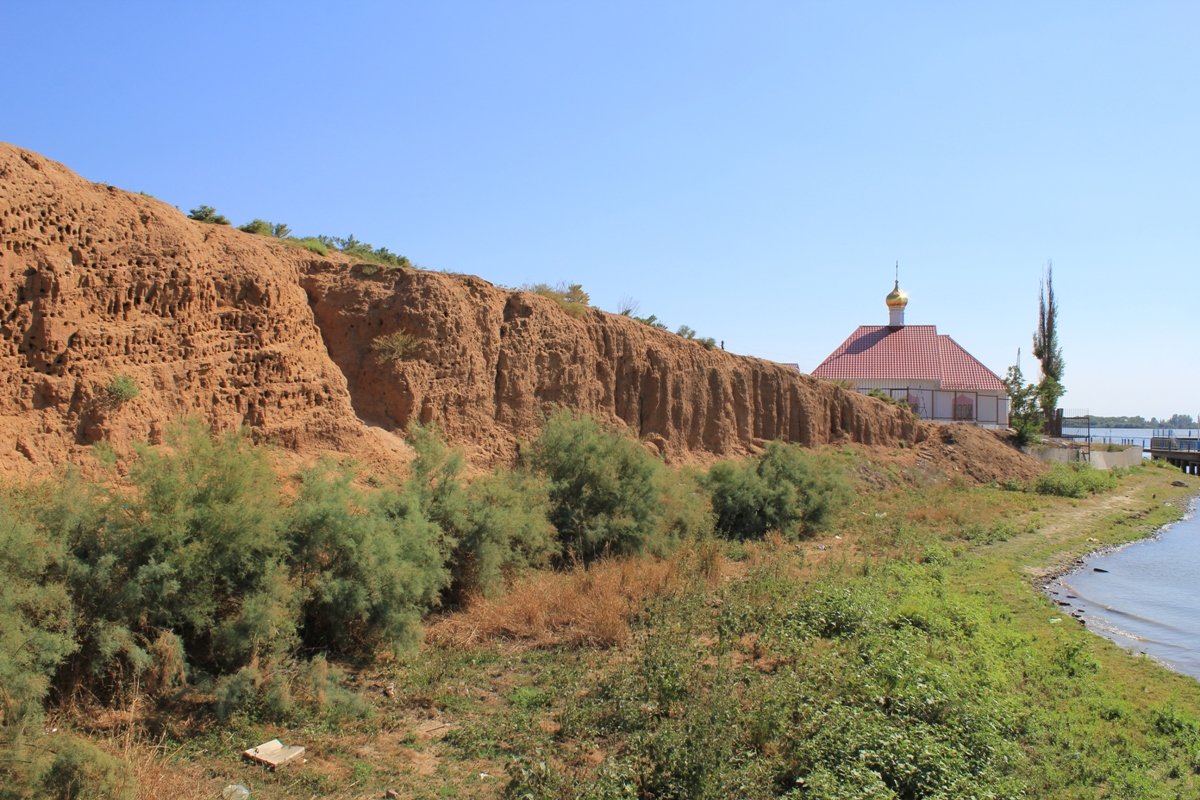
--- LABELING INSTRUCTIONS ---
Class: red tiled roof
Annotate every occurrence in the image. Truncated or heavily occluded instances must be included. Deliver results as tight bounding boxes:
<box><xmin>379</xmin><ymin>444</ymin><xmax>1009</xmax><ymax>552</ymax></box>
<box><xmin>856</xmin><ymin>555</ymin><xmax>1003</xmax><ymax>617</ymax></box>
<box><xmin>812</xmin><ymin>325</ymin><xmax>941</xmax><ymax>382</ymax></box>
<box><xmin>937</xmin><ymin>335</ymin><xmax>1005</xmax><ymax>392</ymax></box>
<box><xmin>811</xmin><ymin>325</ymin><xmax>1004</xmax><ymax>393</ymax></box>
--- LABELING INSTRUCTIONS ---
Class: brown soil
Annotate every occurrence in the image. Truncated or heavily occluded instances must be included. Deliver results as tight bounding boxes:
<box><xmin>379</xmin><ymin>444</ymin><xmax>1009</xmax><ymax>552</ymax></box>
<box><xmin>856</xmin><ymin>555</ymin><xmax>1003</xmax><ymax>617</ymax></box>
<box><xmin>0</xmin><ymin>143</ymin><xmax>1040</xmax><ymax>481</ymax></box>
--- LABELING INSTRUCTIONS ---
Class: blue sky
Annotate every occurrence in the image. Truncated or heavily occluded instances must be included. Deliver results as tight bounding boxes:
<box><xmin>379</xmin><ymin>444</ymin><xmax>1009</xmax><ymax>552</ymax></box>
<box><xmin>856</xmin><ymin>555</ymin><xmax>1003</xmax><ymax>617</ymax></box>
<box><xmin>4</xmin><ymin>2</ymin><xmax>1197</xmax><ymax>417</ymax></box>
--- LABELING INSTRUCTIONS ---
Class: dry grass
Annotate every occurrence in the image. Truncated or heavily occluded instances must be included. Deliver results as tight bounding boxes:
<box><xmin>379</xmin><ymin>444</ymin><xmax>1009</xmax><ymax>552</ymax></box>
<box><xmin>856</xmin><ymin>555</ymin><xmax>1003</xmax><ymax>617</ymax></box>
<box><xmin>126</xmin><ymin>737</ymin><xmax>214</xmax><ymax>800</ymax></box>
<box><xmin>47</xmin><ymin>676</ymin><xmax>217</xmax><ymax>800</ymax></box>
<box><xmin>429</xmin><ymin>547</ymin><xmax>725</xmax><ymax>649</ymax></box>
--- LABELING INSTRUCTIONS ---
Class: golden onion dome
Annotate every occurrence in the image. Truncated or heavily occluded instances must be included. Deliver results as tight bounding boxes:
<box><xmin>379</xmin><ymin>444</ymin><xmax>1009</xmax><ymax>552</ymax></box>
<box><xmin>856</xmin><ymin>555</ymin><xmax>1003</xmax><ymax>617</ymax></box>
<box><xmin>885</xmin><ymin>280</ymin><xmax>909</xmax><ymax>308</ymax></box>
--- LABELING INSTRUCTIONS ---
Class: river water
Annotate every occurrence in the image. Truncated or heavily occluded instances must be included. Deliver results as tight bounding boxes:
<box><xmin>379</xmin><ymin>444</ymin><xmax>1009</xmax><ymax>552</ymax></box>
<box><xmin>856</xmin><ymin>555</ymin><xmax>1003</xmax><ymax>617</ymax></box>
<box><xmin>1049</xmin><ymin>498</ymin><xmax>1200</xmax><ymax>679</ymax></box>
<box><xmin>1062</xmin><ymin>427</ymin><xmax>1200</xmax><ymax>451</ymax></box>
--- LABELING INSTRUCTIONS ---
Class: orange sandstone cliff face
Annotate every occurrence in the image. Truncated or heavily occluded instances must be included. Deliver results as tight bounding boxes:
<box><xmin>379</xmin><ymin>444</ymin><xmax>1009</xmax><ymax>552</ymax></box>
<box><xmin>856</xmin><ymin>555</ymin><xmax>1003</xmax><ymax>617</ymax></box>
<box><xmin>0</xmin><ymin>143</ymin><xmax>941</xmax><ymax>475</ymax></box>
<box><xmin>0</xmin><ymin>144</ymin><xmax>374</xmax><ymax>472</ymax></box>
<box><xmin>301</xmin><ymin>265</ymin><xmax>927</xmax><ymax>463</ymax></box>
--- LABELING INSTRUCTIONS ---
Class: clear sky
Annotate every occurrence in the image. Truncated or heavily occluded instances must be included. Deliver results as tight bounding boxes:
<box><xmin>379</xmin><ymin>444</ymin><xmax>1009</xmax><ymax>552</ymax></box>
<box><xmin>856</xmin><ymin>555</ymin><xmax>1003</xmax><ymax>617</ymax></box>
<box><xmin>3</xmin><ymin>2</ymin><xmax>1197</xmax><ymax>418</ymax></box>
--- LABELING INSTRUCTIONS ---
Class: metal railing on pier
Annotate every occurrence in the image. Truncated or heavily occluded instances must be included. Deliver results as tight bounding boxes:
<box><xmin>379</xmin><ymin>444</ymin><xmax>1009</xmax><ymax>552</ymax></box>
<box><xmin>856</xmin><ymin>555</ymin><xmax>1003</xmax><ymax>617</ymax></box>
<box><xmin>1151</xmin><ymin>437</ymin><xmax>1200</xmax><ymax>453</ymax></box>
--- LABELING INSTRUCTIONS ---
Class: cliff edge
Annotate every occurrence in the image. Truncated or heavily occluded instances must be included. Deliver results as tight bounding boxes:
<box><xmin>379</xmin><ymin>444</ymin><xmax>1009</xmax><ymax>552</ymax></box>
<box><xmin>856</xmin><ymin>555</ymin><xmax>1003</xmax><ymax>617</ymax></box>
<box><xmin>0</xmin><ymin>144</ymin><xmax>1031</xmax><ymax>479</ymax></box>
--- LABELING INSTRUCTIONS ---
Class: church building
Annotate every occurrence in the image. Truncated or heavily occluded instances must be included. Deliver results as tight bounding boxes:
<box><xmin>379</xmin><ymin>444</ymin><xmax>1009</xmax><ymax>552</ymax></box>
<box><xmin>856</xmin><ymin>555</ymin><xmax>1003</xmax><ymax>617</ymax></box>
<box><xmin>812</xmin><ymin>276</ymin><xmax>1010</xmax><ymax>428</ymax></box>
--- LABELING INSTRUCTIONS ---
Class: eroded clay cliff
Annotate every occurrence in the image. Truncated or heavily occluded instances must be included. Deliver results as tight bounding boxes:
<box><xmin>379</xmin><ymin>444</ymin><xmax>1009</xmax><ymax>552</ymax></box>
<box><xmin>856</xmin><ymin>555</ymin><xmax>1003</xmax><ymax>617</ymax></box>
<box><xmin>0</xmin><ymin>144</ymin><xmax>1028</xmax><ymax>478</ymax></box>
<box><xmin>0</xmin><ymin>144</ymin><xmax>379</xmax><ymax>472</ymax></box>
<box><xmin>301</xmin><ymin>264</ymin><xmax>926</xmax><ymax>464</ymax></box>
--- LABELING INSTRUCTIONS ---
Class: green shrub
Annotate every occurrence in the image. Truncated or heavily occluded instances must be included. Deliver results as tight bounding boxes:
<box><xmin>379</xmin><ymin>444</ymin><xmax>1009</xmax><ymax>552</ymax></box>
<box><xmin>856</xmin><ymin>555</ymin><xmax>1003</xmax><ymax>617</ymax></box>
<box><xmin>789</xmin><ymin>583</ymin><xmax>877</xmax><ymax>639</ymax></box>
<box><xmin>213</xmin><ymin>663</ymin><xmax>263</xmax><ymax>721</ymax></box>
<box><xmin>0</xmin><ymin>499</ymin><xmax>76</xmax><ymax>728</ymax></box>
<box><xmin>634</xmin><ymin>313</ymin><xmax>669</xmax><ymax>330</ymax></box>
<box><xmin>528</xmin><ymin>411</ymin><xmax>670</xmax><ymax>562</ymax></box>
<box><xmin>407</xmin><ymin>426</ymin><xmax>557</xmax><ymax>600</ymax></box>
<box><xmin>1031</xmin><ymin>462</ymin><xmax>1117</xmax><ymax>497</ymax></box>
<box><xmin>522</xmin><ymin>283</ymin><xmax>590</xmax><ymax>318</ymax></box>
<box><xmin>866</xmin><ymin>388</ymin><xmax>911</xmax><ymax>412</ymax></box>
<box><xmin>0</xmin><ymin>423</ymin><xmax>467</xmax><ymax>728</ymax></box>
<box><xmin>186</xmin><ymin>205</ymin><xmax>229</xmax><ymax>225</ymax></box>
<box><xmin>372</xmin><ymin>331</ymin><xmax>423</xmax><ymax>363</ymax></box>
<box><xmin>704</xmin><ymin>442</ymin><xmax>849</xmax><ymax>540</ymax></box>
<box><xmin>239</xmin><ymin>219</ymin><xmax>291</xmax><ymax>237</ymax></box>
<box><xmin>285</xmin><ymin>461</ymin><xmax>447</xmax><ymax>656</ymax></box>
<box><xmin>659</xmin><ymin>468</ymin><xmax>716</xmax><ymax>543</ymax></box>
<box><xmin>102</xmin><ymin>375</ymin><xmax>139</xmax><ymax>406</ymax></box>
<box><xmin>40</xmin><ymin>735</ymin><xmax>135</xmax><ymax>800</ymax></box>
<box><xmin>672</xmin><ymin>327</ymin><xmax>718</xmax><ymax>349</ymax></box>
<box><xmin>42</xmin><ymin>422</ymin><xmax>297</xmax><ymax>691</ymax></box>
<box><xmin>238</xmin><ymin>218</ymin><xmax>274</xmax><ymax>236</ymax></box>
<box><xmin>454</xmin><ymin>470</ymin><xmax>558</xmax><ymax>598</ymax></box>
<box><xmin>213</xmin><ymin>654</ymin><xmax>371</xmax><ymax>725</ymax></box>
<box><xmin>294</xmin><ymin>237</ymin><xmax>329</xmax><ymax>255</ymax></box>
<box><xmin>329</xmin><ymin>234</ymin><xmax>412</xmax><ymax>268</ymax></box>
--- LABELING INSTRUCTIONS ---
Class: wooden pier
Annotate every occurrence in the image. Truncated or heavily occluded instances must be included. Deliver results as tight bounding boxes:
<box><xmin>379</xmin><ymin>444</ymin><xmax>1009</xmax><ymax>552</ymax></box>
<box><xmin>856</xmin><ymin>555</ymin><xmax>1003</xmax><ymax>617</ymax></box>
<box><xmin>1150</xmin><ymin>437</ymin><xmax>1200</xmax><ymax>475</ymax></box>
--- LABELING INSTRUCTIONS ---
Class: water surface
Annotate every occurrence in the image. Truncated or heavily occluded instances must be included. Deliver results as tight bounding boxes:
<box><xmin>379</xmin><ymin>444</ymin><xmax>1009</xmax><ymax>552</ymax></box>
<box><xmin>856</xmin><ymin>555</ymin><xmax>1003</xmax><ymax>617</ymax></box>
<box><xmin>1062</xmin><ymin>427</ymin><xmax>1200</xmax><ymax>451</ymax></box>
<box><xmin>1050</xmin><ymin>499</ymin><xmax>1200</xmax><ymax>679</ymax></box>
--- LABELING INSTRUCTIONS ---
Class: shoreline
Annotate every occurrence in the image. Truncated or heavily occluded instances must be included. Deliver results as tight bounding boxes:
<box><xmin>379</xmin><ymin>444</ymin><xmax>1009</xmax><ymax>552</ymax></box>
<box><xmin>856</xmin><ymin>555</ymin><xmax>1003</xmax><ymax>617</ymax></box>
<box><xmin>1039</xmin><ymin>491</ymin><xmax>1200</xmax><ymax>678</ymax></box>
<box><xmin>1033</xmin><ymin>488</ymin><xmax>1199</xmax><ymax>593</ymax></box>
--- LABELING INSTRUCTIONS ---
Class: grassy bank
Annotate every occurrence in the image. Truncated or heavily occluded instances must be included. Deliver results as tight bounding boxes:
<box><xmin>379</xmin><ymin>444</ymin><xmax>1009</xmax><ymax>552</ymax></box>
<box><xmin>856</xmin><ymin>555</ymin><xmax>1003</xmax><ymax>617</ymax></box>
<box><xmin>6</xmin><ymin>441</ymin><xmax>1200</xmax><ymax>798</ymax></box>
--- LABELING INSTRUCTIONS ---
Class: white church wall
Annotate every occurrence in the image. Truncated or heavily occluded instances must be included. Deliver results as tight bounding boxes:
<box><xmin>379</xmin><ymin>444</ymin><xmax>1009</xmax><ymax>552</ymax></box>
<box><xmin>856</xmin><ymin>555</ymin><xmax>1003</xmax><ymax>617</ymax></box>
<box><xmin>851</xmin><ymin>385</ymin><xmax>1011</xmax><ymax>426</ymax></box>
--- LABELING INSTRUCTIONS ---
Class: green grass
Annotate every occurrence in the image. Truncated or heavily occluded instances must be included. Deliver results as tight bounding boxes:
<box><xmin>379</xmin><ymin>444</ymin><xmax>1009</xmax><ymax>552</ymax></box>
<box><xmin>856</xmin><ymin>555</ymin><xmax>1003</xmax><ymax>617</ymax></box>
<box><xmin>500</xmin><ymin>462</ymin><xmax>1197</xmax><ymax>799</ymax></box>
<box><xmin>372</xmin><ymin>462</ymin><xmax>1199</xmax><ymax>800</ymax></box>
<box><xmin>293</xmin><ymin>236</ymin><xmax>329</xmax><ymax>255</ymax></box>
<box><xmin>1032</xmin><ymin>462</ymin><xmax>1119</xmax><ymax>497</ymax></box>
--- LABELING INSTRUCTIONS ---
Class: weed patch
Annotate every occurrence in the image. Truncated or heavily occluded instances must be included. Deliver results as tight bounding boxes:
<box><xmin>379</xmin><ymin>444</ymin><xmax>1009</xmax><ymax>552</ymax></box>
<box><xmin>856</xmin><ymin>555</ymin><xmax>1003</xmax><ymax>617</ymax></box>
<box><xmin>371</xmin><ymin>331</ymin><xmax>424</xmax><ymax>363</ymax></box>
<box><xmin>1032</xmin><ymin>462</ymin><xmax>1118</xmax><ymax>497</ymax></box>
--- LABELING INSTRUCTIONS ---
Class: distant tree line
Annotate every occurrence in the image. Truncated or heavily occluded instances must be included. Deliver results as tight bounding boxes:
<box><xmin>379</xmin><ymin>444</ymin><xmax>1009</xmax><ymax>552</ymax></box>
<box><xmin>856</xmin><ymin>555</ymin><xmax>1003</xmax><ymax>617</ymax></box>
<box><xmin>1080</xmin><ymin>414</ymin><xmax>1197</xmax><ymax>429</ymax></box>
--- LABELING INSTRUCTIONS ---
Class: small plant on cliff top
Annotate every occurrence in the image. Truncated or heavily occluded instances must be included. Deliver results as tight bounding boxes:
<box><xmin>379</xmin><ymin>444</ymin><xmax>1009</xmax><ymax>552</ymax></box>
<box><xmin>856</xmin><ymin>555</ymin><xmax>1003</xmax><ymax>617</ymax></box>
<box><xmin>239</xmin><ymin>218</ymin><xmax>292</xmax><ymax>238</ymax></box>
<box><xmin>522</xmin><ymin>282</ymin><xmax>590</xmax><ymax>318</ymax></box>
<box><xmin>328</xmin><ymin>234</ymin><xmax>413</xmax><ymax>269</ymax></box>
<box><xmin>239</xmin><ymin>218</ymin><xmax>273</xmax><ymax>236</ymax></box>
<box><xmin>372</xmin><ymin>332</ymin><xmax>423</xmax><ymax>363</ymax></box>
<box><xmin>676</xmin><ymin>325</ymin><xmax>717</xmax><ymax>348</ymax></box>
<box><xmin>187</xmin><ymin>205</ymin><xmax>230</xmax><ymax>225</ymax></box>
<box><xmin>294</xmin><ymin>237</ymin><xmax>329</xmax><ymax>255</ymax></box>
<box><xmin>634</xmin><ymin>313</ymin><xmax>669</xmax><ymax>330</ymax></box>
